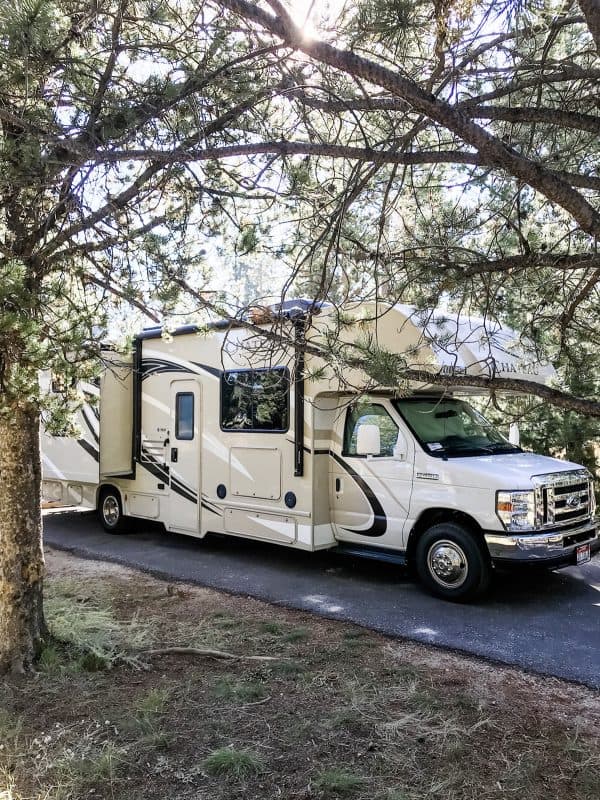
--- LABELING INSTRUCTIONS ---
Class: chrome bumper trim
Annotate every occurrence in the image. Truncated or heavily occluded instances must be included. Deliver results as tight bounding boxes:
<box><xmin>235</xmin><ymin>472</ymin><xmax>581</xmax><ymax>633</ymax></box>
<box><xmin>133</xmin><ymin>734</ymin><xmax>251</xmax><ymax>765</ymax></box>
<box><xmin>485</xmin><ymin>521</ymin><xmax>598</xmax><ymax>563</ymax></box>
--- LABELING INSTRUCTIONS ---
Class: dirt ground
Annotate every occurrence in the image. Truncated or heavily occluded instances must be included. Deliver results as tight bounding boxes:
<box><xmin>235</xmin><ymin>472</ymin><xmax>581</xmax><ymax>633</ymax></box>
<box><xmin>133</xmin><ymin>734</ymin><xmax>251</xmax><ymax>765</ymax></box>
<box><xmin>1</xmin><ymin>547</ymin><xmax>599</xmax><ymax>800</ymax></box>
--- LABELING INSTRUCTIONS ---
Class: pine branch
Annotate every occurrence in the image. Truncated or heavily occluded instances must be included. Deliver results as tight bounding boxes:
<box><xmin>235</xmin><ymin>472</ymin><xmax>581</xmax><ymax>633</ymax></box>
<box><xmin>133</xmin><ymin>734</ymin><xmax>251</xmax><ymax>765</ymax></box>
<box><xmin>221</xmin><ymin>0</ymin><xmax>600</xmax><ymax>237</ymax></box>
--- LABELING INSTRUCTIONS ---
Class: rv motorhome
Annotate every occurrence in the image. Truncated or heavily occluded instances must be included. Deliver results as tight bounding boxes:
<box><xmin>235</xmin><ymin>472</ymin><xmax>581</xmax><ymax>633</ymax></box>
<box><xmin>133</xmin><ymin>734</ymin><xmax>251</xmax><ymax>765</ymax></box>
<box><xmin>41</xmin><ymin>301</ymin><xmax>599</xmax><ymax>601</ymax></box>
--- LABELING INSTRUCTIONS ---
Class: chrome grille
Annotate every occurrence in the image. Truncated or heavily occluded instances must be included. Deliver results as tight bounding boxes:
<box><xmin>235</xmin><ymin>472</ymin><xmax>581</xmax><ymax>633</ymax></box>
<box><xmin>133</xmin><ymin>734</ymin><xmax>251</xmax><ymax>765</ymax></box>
<box><xmin>532</xmin><ymin>470</ymin><xmax>594</xmax><ymax>529</ymax></box>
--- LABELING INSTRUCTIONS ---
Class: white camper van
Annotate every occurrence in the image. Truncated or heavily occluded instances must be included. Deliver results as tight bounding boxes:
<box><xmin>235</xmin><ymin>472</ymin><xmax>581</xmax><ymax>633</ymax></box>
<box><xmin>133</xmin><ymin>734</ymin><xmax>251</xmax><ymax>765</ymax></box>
<box><xmin>41</xmin><ymin>301</ymin><xmax>599</xmax><ymax>600</ymax></box>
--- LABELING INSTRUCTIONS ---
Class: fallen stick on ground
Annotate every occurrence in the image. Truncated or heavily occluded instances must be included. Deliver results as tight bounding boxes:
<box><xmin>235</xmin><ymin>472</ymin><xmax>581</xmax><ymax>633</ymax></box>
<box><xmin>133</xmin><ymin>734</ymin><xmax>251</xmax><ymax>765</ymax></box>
<box><xmin>144</xmin><ymin>646</ymin><xmax>281</xmax><ymax>661</ymax></box>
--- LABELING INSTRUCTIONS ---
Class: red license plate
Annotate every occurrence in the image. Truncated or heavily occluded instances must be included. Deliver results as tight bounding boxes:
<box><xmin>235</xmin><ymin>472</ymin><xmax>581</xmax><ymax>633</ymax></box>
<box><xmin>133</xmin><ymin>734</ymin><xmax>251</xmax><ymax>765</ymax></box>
<box><xmin>576</xmin><ymin>544</ymin><xmax>591</xmax><ymax>565</ymax></box>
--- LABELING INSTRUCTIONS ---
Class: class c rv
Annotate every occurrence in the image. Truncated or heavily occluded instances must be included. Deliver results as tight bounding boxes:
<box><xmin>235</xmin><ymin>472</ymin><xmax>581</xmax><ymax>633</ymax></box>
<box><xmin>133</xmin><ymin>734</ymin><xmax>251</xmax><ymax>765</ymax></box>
<box><xmin>41</xmin><ymin>300</ymin><xmax>599</xmax><ymax>601</ymax></box>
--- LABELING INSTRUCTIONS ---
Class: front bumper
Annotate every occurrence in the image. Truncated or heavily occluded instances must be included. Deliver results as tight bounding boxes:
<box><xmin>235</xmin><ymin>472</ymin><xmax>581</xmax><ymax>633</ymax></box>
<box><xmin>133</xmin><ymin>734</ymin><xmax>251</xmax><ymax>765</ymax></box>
<box><xmin>484</xmin><ymin>521</ymin><xmax>599</xmax><ymax>568</ymax></box>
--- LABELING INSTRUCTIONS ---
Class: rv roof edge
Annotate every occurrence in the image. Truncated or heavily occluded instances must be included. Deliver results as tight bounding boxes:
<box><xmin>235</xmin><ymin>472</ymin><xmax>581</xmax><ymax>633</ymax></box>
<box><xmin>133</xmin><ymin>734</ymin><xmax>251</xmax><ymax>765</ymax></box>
<box><xmin>307</xmin><ymin>302</ymin><xmax>556</xmax><ymax>394</ymax></box>
<box><xmin>130</xmin><ymin>300</ymin><xmax>555</xmax><ymax>393</ymax></box>
<box><xmin>135</xmin><ymin>298</ymin><xmax>327</xmax><ymax>341</ymax></box>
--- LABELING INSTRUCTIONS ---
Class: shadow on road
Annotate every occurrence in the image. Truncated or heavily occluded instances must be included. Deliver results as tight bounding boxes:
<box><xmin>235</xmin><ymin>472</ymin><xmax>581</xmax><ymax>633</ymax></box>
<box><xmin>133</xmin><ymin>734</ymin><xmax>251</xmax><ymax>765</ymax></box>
<box><xmin>43</xmin><ymin>508</ymin><xmax>600</xmax><ymax>687</ymax></box>
<box><xmin>45</xmin><ymin>507</ymin><xmax>600</xmax><ymax>607</ymax></box>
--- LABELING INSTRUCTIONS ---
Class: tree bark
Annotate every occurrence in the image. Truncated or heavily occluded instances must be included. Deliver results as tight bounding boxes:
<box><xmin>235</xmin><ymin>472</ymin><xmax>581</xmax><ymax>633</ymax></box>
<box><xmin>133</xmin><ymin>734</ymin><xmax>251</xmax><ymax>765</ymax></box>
<box><xmin>579</xmin><ymin>0</ymin><xmax>600</xmax><ymax>54</ymax></box>
<box><xmin>0</xmin><ymin>403</ymin><xmax>46</xmax><ymax>674</ymax></box>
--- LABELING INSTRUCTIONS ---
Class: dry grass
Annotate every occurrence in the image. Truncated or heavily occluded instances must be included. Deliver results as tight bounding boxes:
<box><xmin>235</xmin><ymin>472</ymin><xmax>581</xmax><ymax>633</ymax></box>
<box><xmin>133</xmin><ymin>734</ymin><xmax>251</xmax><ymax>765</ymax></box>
<box><xmin>1</xmin><ymin>548</ymin><xmax>599</xmax><ymax>800</ymax></box>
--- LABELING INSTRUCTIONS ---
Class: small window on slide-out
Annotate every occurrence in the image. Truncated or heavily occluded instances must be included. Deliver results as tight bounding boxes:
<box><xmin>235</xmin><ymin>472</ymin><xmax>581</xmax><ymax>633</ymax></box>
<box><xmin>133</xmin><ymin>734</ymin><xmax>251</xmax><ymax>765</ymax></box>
<box><xmin>175</xmin><ymin>392</ymin><xmax>194</xmax><ymax>440</ymax></box>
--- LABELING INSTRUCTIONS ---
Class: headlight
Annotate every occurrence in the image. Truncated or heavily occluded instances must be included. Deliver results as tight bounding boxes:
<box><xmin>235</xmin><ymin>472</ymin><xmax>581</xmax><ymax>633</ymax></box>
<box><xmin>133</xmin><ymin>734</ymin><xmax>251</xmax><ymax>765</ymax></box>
<box><xmin>496</xmin><ymin>490</ymin><xmax>536</xmax><ymax>531</ymax></box>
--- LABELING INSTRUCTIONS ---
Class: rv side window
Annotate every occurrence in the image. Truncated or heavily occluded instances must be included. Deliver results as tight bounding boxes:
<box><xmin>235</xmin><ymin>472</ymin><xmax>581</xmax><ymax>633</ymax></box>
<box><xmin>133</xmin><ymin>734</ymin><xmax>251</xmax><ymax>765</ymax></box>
<box><xmin>175</xmin><ymin>392</ymin><xmax>194</xmax><ymax>440</ymax></box>
<box><xmin>221</xmin><ymin>368</ymin><xmax>289</xmax><ymax>432</ymax></box>
<box><xmin>343</xmin><ymin>403</ymin><xmax>399</xmax><ymax>457</ymax></box>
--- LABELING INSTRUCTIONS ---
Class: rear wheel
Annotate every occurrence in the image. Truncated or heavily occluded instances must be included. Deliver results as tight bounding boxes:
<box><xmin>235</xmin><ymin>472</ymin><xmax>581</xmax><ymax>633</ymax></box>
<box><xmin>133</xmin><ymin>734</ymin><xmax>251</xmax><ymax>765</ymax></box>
<box><xmin>98</xmin><ymin>488</ymin><xmax>126</xmax><ymax>533</ymax></box>
<box><xmin>415</xmin><ymin>522</ymin><xmax>491</xmax><ymax>601</ymax></box>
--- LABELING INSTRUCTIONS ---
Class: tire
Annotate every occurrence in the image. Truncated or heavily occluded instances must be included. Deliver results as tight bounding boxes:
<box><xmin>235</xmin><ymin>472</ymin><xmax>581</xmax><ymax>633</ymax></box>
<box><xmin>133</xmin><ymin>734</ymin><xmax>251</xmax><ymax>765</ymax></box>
<box><xmin>415</xmin><ymin>522</ymin><xmax>491</xmax><ymax>602</ymax></box>
<box><xmin>98</xmin><ymin>487</ymin><xmax>126</xmax><ymax>534</ymax></box>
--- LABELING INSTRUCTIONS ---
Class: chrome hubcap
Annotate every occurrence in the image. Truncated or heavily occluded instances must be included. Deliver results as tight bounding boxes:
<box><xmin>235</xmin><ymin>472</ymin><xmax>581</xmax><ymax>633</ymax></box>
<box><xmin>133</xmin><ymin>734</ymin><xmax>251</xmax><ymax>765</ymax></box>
<box><xmin>427</xmin><ymin>540</ymin><xmax>468</xmax><ymax>588</ymax></box>
<box><xmin>102</xmin><ymin>496</ymin><xmax>119</xmax><ymax>526</ymax></box>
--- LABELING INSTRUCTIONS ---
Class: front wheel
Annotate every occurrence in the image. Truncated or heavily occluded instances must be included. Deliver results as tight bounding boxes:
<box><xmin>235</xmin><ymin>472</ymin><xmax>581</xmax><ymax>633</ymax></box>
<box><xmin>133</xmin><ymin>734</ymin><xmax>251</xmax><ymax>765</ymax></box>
<box><xmin>98</xmin><ymin>488</ymin><xmax>126</xmax><ymax>533</ymax></box>
<box><xmin>415</xmin><ymin>522</ymin><xmax>491</xmax><ymax>602</ymax></box>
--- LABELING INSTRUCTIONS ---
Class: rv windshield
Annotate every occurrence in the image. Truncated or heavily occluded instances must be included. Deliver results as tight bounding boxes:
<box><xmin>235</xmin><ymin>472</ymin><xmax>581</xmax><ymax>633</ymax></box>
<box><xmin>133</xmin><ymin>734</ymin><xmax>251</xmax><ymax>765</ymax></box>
<box><xmin>393</xmin><ymin>397</ymin><xmax>521</xmax><ymax>458</ymax></box>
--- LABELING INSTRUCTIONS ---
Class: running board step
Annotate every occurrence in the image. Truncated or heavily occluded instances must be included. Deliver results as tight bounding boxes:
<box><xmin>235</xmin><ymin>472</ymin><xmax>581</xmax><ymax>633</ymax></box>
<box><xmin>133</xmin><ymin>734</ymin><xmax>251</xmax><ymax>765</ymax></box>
<box><xmin>332</xmin><ymin>544</ymin><xmax>407</xmax><ymax>566</ymax></box>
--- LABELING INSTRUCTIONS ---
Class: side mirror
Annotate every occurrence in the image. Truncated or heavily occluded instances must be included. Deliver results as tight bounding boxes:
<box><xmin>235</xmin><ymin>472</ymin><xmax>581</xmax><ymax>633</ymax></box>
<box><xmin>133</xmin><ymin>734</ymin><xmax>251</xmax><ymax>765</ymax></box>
<box><xmin>356</xmin><ymin>424</ymin><xmax>381</xmax><ymax>456</ymax></box>
<box><xmin>509</xmin><ymin>422</ymin><xmax>520</xmax><ymax>446</ymax></box>
<box><xmin>393</xmin><ymin>431</ymin><xmax>408</xmax><ymax>461</ymax></box>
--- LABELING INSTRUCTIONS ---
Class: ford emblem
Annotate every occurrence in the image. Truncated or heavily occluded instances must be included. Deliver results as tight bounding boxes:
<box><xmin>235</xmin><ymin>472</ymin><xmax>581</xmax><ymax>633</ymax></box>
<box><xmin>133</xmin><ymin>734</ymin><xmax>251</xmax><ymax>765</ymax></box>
<box><xmin>566</xmin><ymin>494</ymin><xmax>580</xmax><ymax>509</ymax></box>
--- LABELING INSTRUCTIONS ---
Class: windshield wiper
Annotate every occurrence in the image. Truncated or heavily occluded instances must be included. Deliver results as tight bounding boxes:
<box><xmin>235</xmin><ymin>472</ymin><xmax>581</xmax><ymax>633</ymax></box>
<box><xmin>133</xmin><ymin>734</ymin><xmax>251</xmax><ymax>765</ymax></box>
<box><xmin>484</xmin><ymin>442</ymin><xmax>522</xmax><ymax>454</ymax></box>
<box><xmin>431</xmin><ymin>443</ymin><xmax>494</xmax><ymax>457</ymax></box>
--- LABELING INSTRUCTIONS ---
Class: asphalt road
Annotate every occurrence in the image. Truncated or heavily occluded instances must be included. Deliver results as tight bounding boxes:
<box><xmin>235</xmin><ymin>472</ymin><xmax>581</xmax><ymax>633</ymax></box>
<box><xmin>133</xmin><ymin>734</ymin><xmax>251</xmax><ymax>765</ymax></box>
<box><xmin>44</xmin><ymin>510</ymin><xmax>600</xmax><ymax>689</ymax></box>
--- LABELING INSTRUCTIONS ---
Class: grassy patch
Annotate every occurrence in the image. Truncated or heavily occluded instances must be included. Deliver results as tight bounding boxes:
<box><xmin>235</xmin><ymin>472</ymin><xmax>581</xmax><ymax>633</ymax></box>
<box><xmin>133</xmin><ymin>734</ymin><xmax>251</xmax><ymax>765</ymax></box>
<box><xmin>65</xmin><ymin>741</ymin><xmax>126</xmax><ymax>787</ymax></box>
<box><xmin>258</xmin><ymin>620</ymin><xmax>283</xmax><ymax>635</ymax></box>
<box><xmin>212</xmin><ymin>676</ymin><xmax>268</xmax><ymax>703</ymax></box>
<box><xmin>45</xmin><ymin>581</ymin><xmax>153</xmax><ymax>667</ymax></box>
<box><xmin>270</xmin><ymin>659</ymin><xmax>305</xmax><ymax>678</ymax></box>
<box><xmin>0</xmin><ymin>707</ymin><xmax>20</xmax><ymax>733</ymax></box>
<box><xmin>283</xmin><ymin>626</ymin><xmax>310</xmax><ymax>643</ymax></box>
<box><xmin>314</xmin><ymin>769</ymin><xmax>365</xmax><ymax>795</ymax></box>
<box><xmin>202</xmin><ymin>747</ymin><xmax>264</xmax><ymax>779</ymax></box>
<box><xmin>37</xmin><ymin>642</ymin><xmax>65</xmax><ymax>673</ymax></box>
<box><xmin>211</xmin><ymin>614</ymin><xmax>242</xmax><ymax>630</ymax></box>
<box><xmin>342</xmin><ymin>629</ymin><xmax>369</xmax><ymax>640</ymax></box>
<box><xmin>134</xmin><ymin>688</ymin><xmax>171</xmax><ymax>733</ymax></box>
<box><xmin>328</xmin><ymin>708</ymin><xmax>365</xmax><ymax>730</ymax></box>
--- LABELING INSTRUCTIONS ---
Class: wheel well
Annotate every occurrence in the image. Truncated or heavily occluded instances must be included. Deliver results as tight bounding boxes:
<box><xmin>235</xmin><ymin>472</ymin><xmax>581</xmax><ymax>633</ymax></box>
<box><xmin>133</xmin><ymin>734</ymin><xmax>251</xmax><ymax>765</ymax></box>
<box><xmin>406</xmin><ymin>508</ymin><xmax>484</xmax><ymax>564</ymax></box>
<box><xmin>96</xmin><ymin>484</ymin><xmax>122</xmax><ymax>511</ymax></box>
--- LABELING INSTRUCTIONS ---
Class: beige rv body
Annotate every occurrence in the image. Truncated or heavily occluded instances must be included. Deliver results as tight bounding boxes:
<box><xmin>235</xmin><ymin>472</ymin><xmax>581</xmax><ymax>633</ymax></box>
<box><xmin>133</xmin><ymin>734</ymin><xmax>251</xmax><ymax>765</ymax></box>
<box><xmin>42</xmin><ymin>302</ymin><xmax>599</xmax><ymax>596</ymax></box>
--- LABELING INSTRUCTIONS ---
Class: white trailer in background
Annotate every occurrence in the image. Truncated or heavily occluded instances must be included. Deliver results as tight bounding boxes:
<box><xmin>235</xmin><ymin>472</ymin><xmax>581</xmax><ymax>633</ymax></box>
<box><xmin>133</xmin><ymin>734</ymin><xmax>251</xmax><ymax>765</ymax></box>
<box><xmin>42</xmin><ymin>301</ymin><xmax>599</xmax><ymax>600</ymax></box>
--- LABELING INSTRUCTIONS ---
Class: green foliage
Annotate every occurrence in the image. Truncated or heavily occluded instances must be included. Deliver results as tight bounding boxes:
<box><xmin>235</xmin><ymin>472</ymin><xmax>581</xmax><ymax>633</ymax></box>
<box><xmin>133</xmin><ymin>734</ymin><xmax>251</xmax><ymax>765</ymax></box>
<box><xmin>45</xmin><ymin>580</ymin><xmax>152</xmax><ymax>668</ymax></box>
<box><xmin>134</xmin><ymin>688</ymin><xmax>171</xmax><ymax>733</ymax></box>
<box><xmin>353</xmin><ymin>0</ymin><xmax>427</xmax><ymax>48</ymax></box>
<box><xmin>238</xmin><ymin>224</ymin><xmax>259</xmax><ymax>254</ymax></box>
<box><xmin>202</xmin><ymin>747</ymin><xmax>264</xmax><ymax>779</ymax></box>
<box><xmin>314</xmin><ymin>768</ymin><xmax>365</xmax><ymax>795</ymax></box>
<box><xmin>512</xmin><ymin>368</ymin><xmax>600</xmax><ymax>481</ymax></box>
<box><xmin>0</xmin><ymin>0</ymin><xmax>285</xmax><ymax>424</ymax></box>
<box><xmin>0</xmin><ymin>0</ymin><xmax>65</xmax><ymax>70</ymax></box>
<box><xmin>283</xmin><ymin>626</ymin><xmax>309</xmax><ymax>643</ymax></box>
<box><xmin>353</xmin><ymin>338</ymin><xmax>407</xmax><ymax>389</ymax></box>
<box><xmin>258</xmin><ymin>620</ymin><xmax>283</xmax><ymax>635</ymax></box>
<box><xmin>212</xmin><ymin>676</ymin><xmax>268</xmax><ymax>703</ymax></box>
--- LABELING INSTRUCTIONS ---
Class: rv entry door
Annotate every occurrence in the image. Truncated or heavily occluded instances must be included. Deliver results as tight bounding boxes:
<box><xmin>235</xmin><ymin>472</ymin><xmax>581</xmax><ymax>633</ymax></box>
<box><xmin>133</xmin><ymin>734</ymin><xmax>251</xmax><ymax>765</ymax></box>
<box><xmin>168</xmin><ymin>379</ymin><xmax>201</xmax><ymax>533</ymax></box>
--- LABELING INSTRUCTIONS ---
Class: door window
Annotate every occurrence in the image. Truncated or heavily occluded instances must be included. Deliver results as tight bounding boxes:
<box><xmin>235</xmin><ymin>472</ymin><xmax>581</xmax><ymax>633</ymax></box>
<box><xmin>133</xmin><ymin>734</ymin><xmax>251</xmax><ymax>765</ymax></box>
<box><xmin>175</xmin><ymin>392</ymin><xmax>194</xmax><ymax>440</ymax></box>
<box><xmin>343</xmin><ymin>403</ymin><xmax>399</xmax><ymax>457</ymax></box>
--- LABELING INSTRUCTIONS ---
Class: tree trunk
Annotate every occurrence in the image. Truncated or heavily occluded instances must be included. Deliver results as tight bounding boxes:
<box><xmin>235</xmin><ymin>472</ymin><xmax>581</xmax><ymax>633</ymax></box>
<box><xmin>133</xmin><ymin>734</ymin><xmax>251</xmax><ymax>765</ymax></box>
<box><xmin>0</xmin><ymin>403</ymin><xmax>46</xmax><ymax>674</ymax></box>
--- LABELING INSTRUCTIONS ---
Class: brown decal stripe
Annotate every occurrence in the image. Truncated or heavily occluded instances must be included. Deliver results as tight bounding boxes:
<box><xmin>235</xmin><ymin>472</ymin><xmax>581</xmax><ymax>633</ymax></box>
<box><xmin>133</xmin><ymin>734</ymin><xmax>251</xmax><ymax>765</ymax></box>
<box><xmin>81</xmin><ymin>406</ymin><xmax>99</xmax><ymax>444</ymax></box>
<box><xmin>140</xmin><ymin>448</ymin><xmax>221</xmax><ymax>515</ymax></box>
<box><xmin>141</xmin><ymin>358</ymin><xmax>221</xmax><ymax>380</ymax></box>
<box><xmin>315</xmin><ymin>449</ymin><xmax>387</xmax><ymax>537</ymax></box>
<box><xmin>77</xmin><ymin>439</ymin><xmax>99</xmax><ymax>462</ymax></box>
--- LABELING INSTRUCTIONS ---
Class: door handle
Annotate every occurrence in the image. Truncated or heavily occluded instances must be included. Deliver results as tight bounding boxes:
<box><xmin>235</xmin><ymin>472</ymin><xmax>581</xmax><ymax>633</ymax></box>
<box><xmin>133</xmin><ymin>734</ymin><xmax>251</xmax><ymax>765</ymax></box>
<box><xmin>335</xmin><ymin>477</ymin><xmax>342</xmax><ymax>493</ymax></box>
<box><xmin>171</xmin><ymin>447</ymin><xmax>178</xmax><ymax>463</ymax></box>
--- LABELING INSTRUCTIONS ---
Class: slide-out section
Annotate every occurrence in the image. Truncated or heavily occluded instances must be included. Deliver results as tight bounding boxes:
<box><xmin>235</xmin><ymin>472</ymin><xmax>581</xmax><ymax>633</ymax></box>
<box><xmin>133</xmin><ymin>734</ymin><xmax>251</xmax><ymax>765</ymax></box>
<box><xmin>100</xmin><ymin>352</ymin><xmax>134</xmax><ymax>478</ymax></box>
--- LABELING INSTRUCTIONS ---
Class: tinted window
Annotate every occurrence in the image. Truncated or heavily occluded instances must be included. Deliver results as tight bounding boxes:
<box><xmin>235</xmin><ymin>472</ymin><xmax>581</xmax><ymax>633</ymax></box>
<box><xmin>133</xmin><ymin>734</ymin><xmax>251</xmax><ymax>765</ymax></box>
<box><xmin>343</xmin><ymin>403</ymin><xmax>399</xmax><ymax>456</ymax></box>
<box><xmin>221</xmin><ymin>368</ymin><xmax>289</xmax><ymax>432</ymax></box>
<box><xmin>175</xmin><ymin>393</ymin><xmax>194</xmax><ymax>440</ymax></box>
